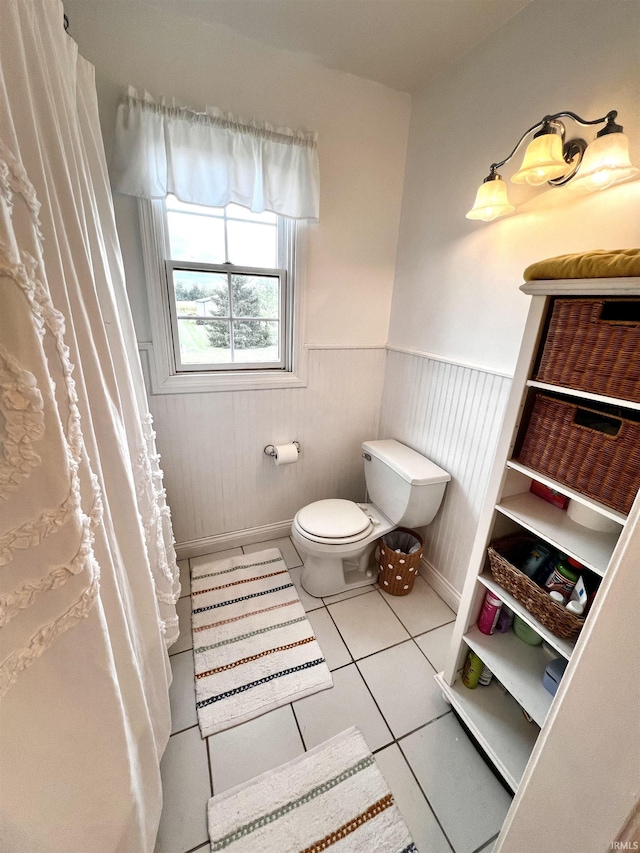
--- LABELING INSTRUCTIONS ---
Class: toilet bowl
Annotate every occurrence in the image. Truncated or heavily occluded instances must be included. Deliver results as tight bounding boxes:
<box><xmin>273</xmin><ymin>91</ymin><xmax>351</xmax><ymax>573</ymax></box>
<box><xmin>292</xmin><ymin>439</ymin><xmax>450</xmax><ymax>598</ymax></box>
<box><xmin>292</xmin><ymin>500</ymin><xmax>394</xmax><ymax>598</ymax></box>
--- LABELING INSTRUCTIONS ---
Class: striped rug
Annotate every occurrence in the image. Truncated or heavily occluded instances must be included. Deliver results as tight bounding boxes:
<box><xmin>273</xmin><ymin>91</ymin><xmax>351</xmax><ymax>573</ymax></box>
<box><xmin>208</xmin><ymin>726</ymin><xmax>417</xmax><ymax>852</ymax></box>
<box><xmin>191</xmin><ymin>548</ymin><xmax>332</xmax><ymax>737</ymax></box>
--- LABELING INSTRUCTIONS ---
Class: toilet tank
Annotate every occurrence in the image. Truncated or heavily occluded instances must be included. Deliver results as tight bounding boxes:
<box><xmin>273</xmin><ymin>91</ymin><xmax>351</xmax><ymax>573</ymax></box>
<box><xmin>362</xmin><ymin>439</ymin><xmax>451</xmax><ymax>527</ymax></box>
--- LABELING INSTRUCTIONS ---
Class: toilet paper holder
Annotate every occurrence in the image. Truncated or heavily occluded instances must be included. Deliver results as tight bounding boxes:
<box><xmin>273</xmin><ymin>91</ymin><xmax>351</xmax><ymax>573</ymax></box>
<box><xmin>264</xmin><ymin>441</ymin><xmax>301</xmax><ymax>457</ymax></box>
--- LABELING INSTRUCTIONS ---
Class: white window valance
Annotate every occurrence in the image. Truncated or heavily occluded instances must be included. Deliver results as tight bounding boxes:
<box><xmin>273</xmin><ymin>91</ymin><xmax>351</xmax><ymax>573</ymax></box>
<box><xmin>112</xmin><ymin>88</ymin><xmax>320</xmax><ymax>221</ymax></box>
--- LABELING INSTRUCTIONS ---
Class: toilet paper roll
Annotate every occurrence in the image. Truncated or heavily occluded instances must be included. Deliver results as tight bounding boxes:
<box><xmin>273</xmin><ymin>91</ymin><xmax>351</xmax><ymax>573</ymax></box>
<box><xmin>273</xmin><ymin>443</ymin><xmax>299</xmax><ymax>466</ymax></box>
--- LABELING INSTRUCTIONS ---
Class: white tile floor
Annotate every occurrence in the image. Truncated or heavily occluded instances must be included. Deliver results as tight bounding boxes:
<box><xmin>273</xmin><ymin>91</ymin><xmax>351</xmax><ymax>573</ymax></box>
<box><xmin>158</xmin><ymin>538</ymin><xmax>510</xmax><ymax>853</ymax></box>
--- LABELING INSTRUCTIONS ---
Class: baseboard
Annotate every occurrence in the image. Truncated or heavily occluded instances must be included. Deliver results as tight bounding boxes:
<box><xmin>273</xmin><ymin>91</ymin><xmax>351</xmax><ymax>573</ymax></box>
<box><xmin>175</xmin><ymin>519</ymin><xmax>294</xmax><ymax>560</ymax></box>
<box><xmin>419</xmin><ymin>556</ymin><xmax>461</xmax><ymax>612</ymax></box>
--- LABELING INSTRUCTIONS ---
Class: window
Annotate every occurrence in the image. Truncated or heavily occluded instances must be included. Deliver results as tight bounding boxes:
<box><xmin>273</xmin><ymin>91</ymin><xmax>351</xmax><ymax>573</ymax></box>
<box><xmin>139</xmin><ymin>196</ymin><xmax>305</xmax><ymax>393</ymax></box>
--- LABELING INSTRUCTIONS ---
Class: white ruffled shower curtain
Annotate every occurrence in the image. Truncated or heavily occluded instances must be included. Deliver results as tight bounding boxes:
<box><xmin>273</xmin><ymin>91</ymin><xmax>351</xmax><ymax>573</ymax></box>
<box><xmin>0</xmin><ymin>2</ymin><xmax>180</xmax><ymax>850</ymax></box>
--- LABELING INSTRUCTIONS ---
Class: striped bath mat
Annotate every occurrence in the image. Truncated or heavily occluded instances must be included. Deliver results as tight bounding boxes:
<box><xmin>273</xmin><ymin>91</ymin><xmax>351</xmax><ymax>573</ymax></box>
<box><xmin>191</xmin><ymin>548</ymin><xmax>332</xmax><ymax>737</ymax></box>
<box><xmin>208</xmin><ymin>726</ymin><xmax>417</xmax><ymax>852</ymax></box>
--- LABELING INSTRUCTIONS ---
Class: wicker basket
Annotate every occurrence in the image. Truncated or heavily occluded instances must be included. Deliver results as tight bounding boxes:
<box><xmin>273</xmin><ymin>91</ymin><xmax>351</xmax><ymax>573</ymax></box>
<box><xmin>378</xmin><ymin>527</ymin><xmax>424</xmax><ymax>596</ymax></box>
<box><xmin>535</xmin><ymin>298</ymin><xmax>640</xmax><ymax>403</ymax></box>
<box><xmin>516</xmin><ymin>393</ymin><xmax>640</xmax><ymax>514</ymax></box>
<box><xmin>487</xmin><ymin>534</ymin><xmax>584</xmax><ymax>641</ymax></box>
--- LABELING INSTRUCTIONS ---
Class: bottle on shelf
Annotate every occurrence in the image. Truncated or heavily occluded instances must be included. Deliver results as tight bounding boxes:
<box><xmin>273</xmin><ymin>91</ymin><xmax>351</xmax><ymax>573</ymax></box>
<box><xmin>520</xmin><ymin>541</ymin><xmax>551</xmax><ymax>578</ymax></box>
<box><xmin>478</xmin><ymin>664</ymin><xmax>493</xmax><ymax>686</ymax></box>
<box><xmin>477</xmin><ymin>590</ymin><xmax>503</xmax><ymax>635</ymax></box>
<box><xmin>544</xmin><ymin>555</ymin><xmax>579</xmax><ymax>603</ymax></box>
<box><xmin>495</xmin><ymin>605</ymin><xmax>514</xmax><ymax>633</ymax></box>
<box><xmin>462</xmin><ymin>650</ymin><xmax>483</xmax><ymax>689</ymax></box>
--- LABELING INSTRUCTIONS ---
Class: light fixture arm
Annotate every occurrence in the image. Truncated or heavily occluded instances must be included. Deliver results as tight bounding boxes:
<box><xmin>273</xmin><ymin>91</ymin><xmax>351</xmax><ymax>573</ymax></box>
<box><xmin>489</xmin><ymin>110</ymin><xmax>619</xmax><ymax>175</ymax></box>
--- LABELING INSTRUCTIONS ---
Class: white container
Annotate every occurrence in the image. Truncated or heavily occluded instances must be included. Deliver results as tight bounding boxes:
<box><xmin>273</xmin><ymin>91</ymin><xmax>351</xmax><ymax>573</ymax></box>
<box><xmin>566</xmin><ymin>498</ymin><xmax>622</xmax><ymax>533</ymax></box>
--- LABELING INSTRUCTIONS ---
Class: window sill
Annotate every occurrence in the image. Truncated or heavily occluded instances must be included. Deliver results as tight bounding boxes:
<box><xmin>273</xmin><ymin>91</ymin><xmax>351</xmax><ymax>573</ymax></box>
<box><xmin>138</xmin><ymin>342</ymin><xmax>307</xmax><ymax>394</ymax></box>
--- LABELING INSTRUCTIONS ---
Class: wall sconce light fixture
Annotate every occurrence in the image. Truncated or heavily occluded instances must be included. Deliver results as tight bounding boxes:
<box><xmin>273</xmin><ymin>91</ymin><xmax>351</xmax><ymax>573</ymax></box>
<box><xmin>466</xmin><ymin>110</ymin><xmax>639</xmax><ymax>222</ymax></box>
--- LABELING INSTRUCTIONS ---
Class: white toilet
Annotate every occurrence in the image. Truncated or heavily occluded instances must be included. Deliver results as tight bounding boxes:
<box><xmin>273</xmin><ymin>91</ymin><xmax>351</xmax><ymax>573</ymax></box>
<box><xmin>292</xmin><ymin>439</ymin><xmax>451</xmax><ymax>598</ymax></box>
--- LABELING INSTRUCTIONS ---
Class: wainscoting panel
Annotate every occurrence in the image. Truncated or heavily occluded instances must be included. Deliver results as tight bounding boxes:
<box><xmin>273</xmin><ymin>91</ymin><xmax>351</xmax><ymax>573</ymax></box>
<box><xmin>149</xmin><ymin>348</ymin><xmax>386</xmax><ymax>546</ymax></box>
<box><xmin>380</xmin><ymin>349</ymin><xmax>511</xmax><ymax>596</ymax></box>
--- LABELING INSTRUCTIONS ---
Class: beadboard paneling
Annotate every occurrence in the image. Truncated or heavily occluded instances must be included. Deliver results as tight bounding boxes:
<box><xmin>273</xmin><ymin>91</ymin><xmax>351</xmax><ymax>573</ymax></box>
<box><xmin>149</xmin><ymin>348</ymin><xmax>386</xmax><ymax>545</ymax></box>
<box><xmin>380</xmin><ymin>349</ymin><xmax>511</xmax><ymax>595</ymax></box>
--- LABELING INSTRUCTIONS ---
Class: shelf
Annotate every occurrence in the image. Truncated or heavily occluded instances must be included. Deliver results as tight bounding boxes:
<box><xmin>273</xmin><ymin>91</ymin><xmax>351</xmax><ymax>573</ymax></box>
<box><xmin>506</xmin><ymin>460</ymin><xmax>628</xmax><ymax>526</ymax></box>
<box><xmin>435</xmin><ymin>672</ymin><xmax>540</xmax><ymax>792</ymax></box>
<box><xmin>463</xmin><ymin>626</ymin><xmax>554</xmax><ymax>727</ymax></box>
<box><xmin>477</xmin><ymin>574</ymin><xmax>575</xmax><ymax>661</ymax></box>
<box><xmin>520</xmin><ymin>277</ymin><xmax>640</xmax><ymax>296</ymax></box>
<box><xmin>495</xmin><ymin>491</ymin><xmax>621</xmax><ymax>576</ymax></box>
<box><xmin>526</xmin><ymin>380</ymin><xmax>640</xmax><ymax>412</ymax></box>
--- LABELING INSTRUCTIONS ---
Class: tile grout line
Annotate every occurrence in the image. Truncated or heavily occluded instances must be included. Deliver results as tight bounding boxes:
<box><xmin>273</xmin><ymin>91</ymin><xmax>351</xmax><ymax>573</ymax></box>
<box><xmin>410</xmin><ymin>636</ymin><xmax>440</xmax><ymax>673</ymax></box>
<box><xmin>376</xmin><ymin>577</ymin><xmax>456</xmax><ymax>639</ymax></box>
<box><xmin>321</xmin><ymin>585</ymin><xmax>377</xmax><ymax>606</ymax></box>
<box><xmin>396</xmin><ymin>737</ymin><xmax>457</xmax><ymax>853</ymax></box>
<box><xmin>183</xmin><ymin>842</ymin><xmax>210</xmax><ymax>853</ymax></box>
<box><xmin>322</xmin><ymin>579</ymin><xmax>463</xmax><ymax>851</ymax></box>
<box><xmin>471</xmin><ymin>830</ymin><xmax>500</xmax><ymax>853</ymax></box>
<box><xmin>205</xmin><ymin>731</ymin><xmax>215</xmax><ymax>797</ymax></box>
<box><xmin>290</xmin><ymin>702</ymin><xmax>307</xmax><ymax>752</ymax></box>
<box><xmin>315</xmin><ymin>585</ymin><xmax>453</xmax><ymax>747</ymax></box>
<box><xmin>321</xmin><ymin>606</ymin><xmax>395</xmax><ymax>747</ymax></box>
<box><xmin>169</xmin><ymin>647</ymin><xmax>195</xmax><ymax>660</ymax></box>
<box><xmin>170</xmin><ymin>722</ymin><xmax>199</xmax><ymax>738</ymax></box>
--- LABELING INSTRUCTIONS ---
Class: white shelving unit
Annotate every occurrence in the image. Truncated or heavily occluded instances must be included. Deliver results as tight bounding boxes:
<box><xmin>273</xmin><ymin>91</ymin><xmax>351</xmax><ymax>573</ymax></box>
<box><xmin>495</xmin><ymin>491</ymin><xmax>620</xmax><ymax>575</ymax></box>
<box><xmin>439</xmin><ymin>276</ymin><xmax>640</xmax><ymax>793</ymax></box>
<box><xmin>435</xmin><ymin>673</ymin><xmax>539</xmax><ymax>793</ymax></box>
<box><xmin>477</xmin><ymin>574</ymin><xmax>575</xmax><ymax>661</ymax></box>
<box><xmin>506</xmin><ymin>460</ymin><xmax>627</xmax><ymax>526</ymax></box>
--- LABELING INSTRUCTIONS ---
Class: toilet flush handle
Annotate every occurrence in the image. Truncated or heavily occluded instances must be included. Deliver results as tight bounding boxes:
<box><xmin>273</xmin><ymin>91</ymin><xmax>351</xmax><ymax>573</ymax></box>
<box><xmin>362</xmin><ymin>452</ymin><xmax>372</xmax><ymax>461</ymax></box>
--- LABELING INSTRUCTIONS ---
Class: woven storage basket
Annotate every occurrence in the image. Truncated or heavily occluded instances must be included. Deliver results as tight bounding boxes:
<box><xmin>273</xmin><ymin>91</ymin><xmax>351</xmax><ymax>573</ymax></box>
<box><xmin>487</xmin><ymin>534</ymin><xmax>584</xmax><ymax>641</ymax></box>
<box><xmin>516</xmin><ymin>393</ymin><xmax>640</xmax><ymax>514</ymax></box>
<box><xmin>378</xmin><ymin>527</ymin><xmax>424</xmax><ymax>596</ymax></box>
<box><xmin>535</xmin><ymin>298</ymin><xmax>640</xmax><ymax>402</ymax></box>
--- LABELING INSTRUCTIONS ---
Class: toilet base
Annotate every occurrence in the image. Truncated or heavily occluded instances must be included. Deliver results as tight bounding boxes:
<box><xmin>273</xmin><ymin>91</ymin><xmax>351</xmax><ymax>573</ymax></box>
<box><xmin>300</xmin><ymin>544</ymin><xmax>377</xmax><ymax>598</ymax></box>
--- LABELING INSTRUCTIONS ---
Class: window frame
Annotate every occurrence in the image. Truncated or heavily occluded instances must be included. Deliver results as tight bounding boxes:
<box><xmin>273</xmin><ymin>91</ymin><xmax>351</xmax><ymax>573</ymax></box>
<box><xmin>138</xmin><ymin>198</ymin><xmax>307</xmax><ymax>394</ymax></box>
<box><xmin>166</xmin><ymin>260</ymin><xmax>288</xmax><ymax>372</ymax></box>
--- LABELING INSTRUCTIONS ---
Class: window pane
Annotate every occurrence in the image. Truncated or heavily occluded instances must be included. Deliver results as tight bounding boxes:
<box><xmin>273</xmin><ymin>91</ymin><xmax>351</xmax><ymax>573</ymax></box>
<box><xmin>173</xmin><ymin>270</ymin><xmax>229</xmax><ymax>318</ymax></box>
<box><xmin>230</xmin><ymin>274</ymin><xmax>280</xmax><ymax>319</ymax></box>
<box><xmin>177</xmin><ymin>319</ymin><xmax>232</xmax><ymax>364</ymax></box>
<box><xmin>167</xmin><ymin>211</ymin><xmax>225</xmax><ymax>263</ymax></box>
<box><xmin>232</xmin><ymin>321</ymin><xmax>279</xmax><ymax>363</ymax></box>
<box><xmin>227</xmin><ymin>220</ymin><xmax>277</xmax><ymax>268</ymax></box>
<box><xmin>226</xmin><ymin>203</ymin><xmax>277</xmax><ymax>224</ymax></box>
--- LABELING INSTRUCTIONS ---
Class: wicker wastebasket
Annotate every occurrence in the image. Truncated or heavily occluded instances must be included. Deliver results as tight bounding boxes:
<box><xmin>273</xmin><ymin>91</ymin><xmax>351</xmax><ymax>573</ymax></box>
<box><xmin>378</xmin><ymin>528</ymin><xmax>424</xmax><ymax>596</ymax></box>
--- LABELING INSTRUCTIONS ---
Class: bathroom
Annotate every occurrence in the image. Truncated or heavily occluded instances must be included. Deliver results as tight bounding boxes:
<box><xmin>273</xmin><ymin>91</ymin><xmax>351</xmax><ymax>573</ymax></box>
<box><xmin>1</xmin><ymin>1</ymin><xmax>639</xmax><ymax>852</ymax></box>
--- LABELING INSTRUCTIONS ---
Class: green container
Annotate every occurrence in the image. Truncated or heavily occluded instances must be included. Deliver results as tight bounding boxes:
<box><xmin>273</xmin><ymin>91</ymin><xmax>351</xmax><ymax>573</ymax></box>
<box><xmin>513</xmin><ymin>615</ymin><xmax>542</xmax><ymax>646</ymax></box>
<box><xmin>462</xmin><ymin>650</ymin><xmax>483</xmax><ymax>689</ymax></box>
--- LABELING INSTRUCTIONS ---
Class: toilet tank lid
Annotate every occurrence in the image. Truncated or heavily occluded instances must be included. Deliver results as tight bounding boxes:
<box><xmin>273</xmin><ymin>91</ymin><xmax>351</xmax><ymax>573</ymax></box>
<box><xmin>362</xmin><ymin>439</ymin><xmax>451</xmax><ymax>486</ymax></box>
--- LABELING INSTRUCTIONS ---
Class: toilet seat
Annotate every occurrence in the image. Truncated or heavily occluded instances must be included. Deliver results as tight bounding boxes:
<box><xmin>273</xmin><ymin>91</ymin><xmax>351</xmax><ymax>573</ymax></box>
<box><xmin>295</xmin><ymin>499</ymin><xmax>373</xmax><ymax>545</ymax></box>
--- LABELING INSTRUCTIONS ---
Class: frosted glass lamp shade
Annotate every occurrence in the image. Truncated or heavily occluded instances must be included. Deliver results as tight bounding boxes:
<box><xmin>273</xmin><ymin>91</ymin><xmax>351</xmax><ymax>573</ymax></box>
<box><xmin>511</xmin><ymin>132</ymin><xmax>570</xmax><ymax>185</ymax></box>
<box><xmin>466</xmin><ymin>176</ymin><xmax>514</xmax><ymax>221</ymax></box>
<box><xmin>569</xmin><ymin>132</ymin><xmax>640</xmax><ymax>191</ymax></box>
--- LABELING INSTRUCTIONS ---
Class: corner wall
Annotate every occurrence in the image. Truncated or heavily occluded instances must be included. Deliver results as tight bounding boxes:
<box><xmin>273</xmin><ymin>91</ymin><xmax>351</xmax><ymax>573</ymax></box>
<box><xmin>381</xmin><ymin>0</ymin><xmax>640</xmax><ymax>595</ymax></box>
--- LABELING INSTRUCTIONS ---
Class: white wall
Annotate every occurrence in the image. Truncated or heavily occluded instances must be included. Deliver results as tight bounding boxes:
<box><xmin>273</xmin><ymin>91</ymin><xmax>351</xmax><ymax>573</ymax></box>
<box><xmin>381</xmin><ymin>350</ymin><xmax>511</xmax><ymax>599</ymax></box>
<box><xmin>389</xmin><ymin>0</ymin><xmax>640</xmax><ymax>376</ymax></box>
<box><xmin>381</xmin><ymin>0</ymin><xmax>640</xmax><ymax>595</ymax></box>
<box><xmin>150</xmin><ymin>347</ymin><xmax>385</xmax><ymax>547</ymax></box>
<box><xmin>66</xmin><ymin>1</ymin><xmax>410</xmax><ymax>544</ymax></box>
